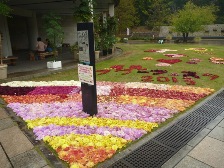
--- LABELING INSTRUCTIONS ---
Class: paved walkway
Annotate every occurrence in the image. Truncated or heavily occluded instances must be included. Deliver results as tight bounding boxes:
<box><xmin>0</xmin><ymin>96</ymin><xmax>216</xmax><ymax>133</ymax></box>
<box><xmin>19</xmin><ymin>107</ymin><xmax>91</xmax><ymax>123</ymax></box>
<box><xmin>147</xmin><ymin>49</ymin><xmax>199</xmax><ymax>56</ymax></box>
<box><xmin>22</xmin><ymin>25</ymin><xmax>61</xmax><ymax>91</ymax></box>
<box><xmin>162</xmin><ymin>96</ymin><xmax>224</xmax><ymax>168</ymax></box>
<box><xmin>0</xmin><ymin>107</ymin><xmax>52</xmax><ymax>168</ymax></box>
<box><xmin>0</xmin><ymin>49</ymin><xmax>224</xmax><ymax>168</ymax></box>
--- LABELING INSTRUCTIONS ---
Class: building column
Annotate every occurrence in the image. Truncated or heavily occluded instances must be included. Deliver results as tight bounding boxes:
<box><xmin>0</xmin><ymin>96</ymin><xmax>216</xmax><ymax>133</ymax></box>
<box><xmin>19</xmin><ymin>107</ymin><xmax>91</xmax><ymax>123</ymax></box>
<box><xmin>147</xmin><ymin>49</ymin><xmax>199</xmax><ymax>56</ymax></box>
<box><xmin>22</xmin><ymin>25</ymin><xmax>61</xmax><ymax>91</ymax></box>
<box><xmin>109</xmin><ymin>4</ymin><xmax>114</xmax><ymax>17</ymax></box>
<box><xmin>27</xmin><ymin>12</ymin><xmax>38</xmax><ymax>51</ymax></box>
<box><xmin>89</xmin><ymin>0</ymin><xmax>93</xmax><ymax>22</ymax></box>
<box><xmin>0</xmin><ymin>16</ymin><xmax>12</xmax><ymax>57</ymax></box>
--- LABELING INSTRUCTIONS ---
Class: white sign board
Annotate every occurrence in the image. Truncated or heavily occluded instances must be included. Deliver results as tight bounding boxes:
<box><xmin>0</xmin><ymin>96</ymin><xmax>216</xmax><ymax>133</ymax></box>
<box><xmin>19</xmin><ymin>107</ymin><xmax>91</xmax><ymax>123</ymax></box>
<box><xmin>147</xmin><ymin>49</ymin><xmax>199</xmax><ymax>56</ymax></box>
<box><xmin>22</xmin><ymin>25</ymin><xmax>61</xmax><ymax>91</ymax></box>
<box><xmin>78</xmin><ymin>64</ymin><xmax>94</xmax><ymax>85</ymax></box>
<box><xmin>77</xmin><ymin>30</ymin><xmax>90</xmax><ymax>63</ymax></box>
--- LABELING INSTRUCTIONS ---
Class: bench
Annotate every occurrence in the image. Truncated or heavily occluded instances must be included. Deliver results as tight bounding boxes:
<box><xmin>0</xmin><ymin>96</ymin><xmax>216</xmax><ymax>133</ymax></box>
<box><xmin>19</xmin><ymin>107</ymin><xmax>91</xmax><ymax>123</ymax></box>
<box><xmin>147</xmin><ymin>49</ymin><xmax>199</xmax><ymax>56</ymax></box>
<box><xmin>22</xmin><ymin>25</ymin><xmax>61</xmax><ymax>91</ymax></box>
<box><xmin>39</xmin><ymin>51</ymin><xmax>58</xmax><ymax>60</ymax></box>
<box><xmin>1</xmin><ymin>56</ymin><xmax>18</xmax><ymax>65</ymax></box>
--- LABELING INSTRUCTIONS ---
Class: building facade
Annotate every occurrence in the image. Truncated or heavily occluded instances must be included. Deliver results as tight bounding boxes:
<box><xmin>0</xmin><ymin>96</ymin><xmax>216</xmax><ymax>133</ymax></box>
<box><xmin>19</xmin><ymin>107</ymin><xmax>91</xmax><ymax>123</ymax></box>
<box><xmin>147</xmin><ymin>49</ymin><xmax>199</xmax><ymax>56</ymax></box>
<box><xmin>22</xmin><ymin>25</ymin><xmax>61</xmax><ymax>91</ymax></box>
<box><xmin>0</xmin><ymin>0</ymin><xmax>118</xmax><ymax>57</ymax></box>
<box><xmin>159</xmin><ymin>24</ymin><xmax>224</xmax><ymax>38</ymax></box>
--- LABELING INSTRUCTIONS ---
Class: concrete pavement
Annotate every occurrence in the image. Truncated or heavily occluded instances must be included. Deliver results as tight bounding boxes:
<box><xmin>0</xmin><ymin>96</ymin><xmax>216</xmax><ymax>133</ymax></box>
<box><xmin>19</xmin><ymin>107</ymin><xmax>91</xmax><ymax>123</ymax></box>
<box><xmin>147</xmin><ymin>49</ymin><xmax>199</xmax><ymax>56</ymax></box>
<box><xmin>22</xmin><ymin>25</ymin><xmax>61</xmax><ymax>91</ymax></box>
<box><xmin>163</xmin><ymin>110</ymin><xmax>224</xmax><ymax>168</ymax></box>
<box><xmin>0</xmin><ymin>107</ymin><xmax>54</xmax><ymax>168</ymax></box>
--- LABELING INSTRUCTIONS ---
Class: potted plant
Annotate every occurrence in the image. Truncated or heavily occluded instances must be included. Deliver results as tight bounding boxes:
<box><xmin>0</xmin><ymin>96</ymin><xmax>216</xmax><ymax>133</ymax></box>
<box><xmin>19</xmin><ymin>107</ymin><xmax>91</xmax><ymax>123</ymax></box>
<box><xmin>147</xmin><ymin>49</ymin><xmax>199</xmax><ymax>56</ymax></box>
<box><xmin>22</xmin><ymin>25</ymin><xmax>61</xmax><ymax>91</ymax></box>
<box><xmin>42</xmin><ymin>12</ymin><xmax>64</xmax><ymax>68</ymax></box>
<box><xmin>107</xmin><ymin>16</ymin><xmax>117</xmax><ymax>54</ymax></box>
<box><xmin>70</xmin><ymin>42</ymin><xmax>79</xmax><ymax>61</ymax></box>
<box><xmin>107</xmin><ymin>16</ymin><xmax>117</xmax><ymax>35</ymax></box>
<box><xmin>100</xmin><ymin>34</ymin><xmax>109</xmax><ymax>56</ymax></box>
<box><xmin>98</xmin><ymin>21</ymin><xmax>109</xmax><ymax>56</ymax></box>
<box><xmin>107</xmin><ymin>35</ymin><xmax>116</xmax><ymax>54</ymax></box>
<box><xmin>93</xmin><ymin>13</ymin><xmax>101</xmax><ymax>60</ymax></box>
<box><xmin>46</xmin><ymin>50</ymin><xmax>61</xmax><ymax>68</ymax></box>
<box><xmin>0</xmin><ymin>1</ymin><xmax>12</xmax><ymax>79</ymax></box>
<box><xmin>98</xmin><ymin>16</ymin><xmax>117</xmax><ymax>56</ymax></box>
<box><xmin>94</xmin><ymin>37</ymin><xmax>100</xmax><ymax>59</ymax></box>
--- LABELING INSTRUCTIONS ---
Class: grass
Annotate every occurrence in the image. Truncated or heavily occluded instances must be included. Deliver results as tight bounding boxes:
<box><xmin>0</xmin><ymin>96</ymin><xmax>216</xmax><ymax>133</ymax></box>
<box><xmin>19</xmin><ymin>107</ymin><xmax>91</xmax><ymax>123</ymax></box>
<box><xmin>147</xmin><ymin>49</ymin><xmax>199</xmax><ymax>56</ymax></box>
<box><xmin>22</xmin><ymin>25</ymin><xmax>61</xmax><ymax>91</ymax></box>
<box><xmin>32</xmin><ymin>42</ymin><xmax>224</xmax><ymax>91</ymax></box>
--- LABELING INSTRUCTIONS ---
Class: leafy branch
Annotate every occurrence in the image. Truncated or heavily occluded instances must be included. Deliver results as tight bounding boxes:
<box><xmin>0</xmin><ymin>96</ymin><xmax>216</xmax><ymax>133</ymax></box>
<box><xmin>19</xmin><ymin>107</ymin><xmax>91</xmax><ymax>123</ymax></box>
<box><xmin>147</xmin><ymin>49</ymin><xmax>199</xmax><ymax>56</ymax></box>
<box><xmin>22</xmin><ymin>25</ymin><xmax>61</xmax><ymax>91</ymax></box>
<box><xmin>73</xmin><ymin>0</ymin><xmax>96</xmax><ymax>22</ymax></box>
<box><xmin>0</xmin><ymin>0</ymin><xmax>12</xmax><ymax>17</ymax></box>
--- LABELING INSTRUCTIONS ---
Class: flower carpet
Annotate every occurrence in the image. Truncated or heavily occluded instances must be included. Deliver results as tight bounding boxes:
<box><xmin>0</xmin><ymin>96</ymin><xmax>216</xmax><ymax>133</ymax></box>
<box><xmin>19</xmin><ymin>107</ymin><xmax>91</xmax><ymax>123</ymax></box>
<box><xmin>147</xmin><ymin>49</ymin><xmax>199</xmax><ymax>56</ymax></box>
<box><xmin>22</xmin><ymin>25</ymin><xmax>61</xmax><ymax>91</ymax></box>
<box><xmin>0</xmin><ymin>81</ymin><xmax>215</xmax><ymax>168</ymax></box>
<box><xmin>210</xmin><ymin>57</ymin><xmax>224</xmax><ymax>64</ymax></box>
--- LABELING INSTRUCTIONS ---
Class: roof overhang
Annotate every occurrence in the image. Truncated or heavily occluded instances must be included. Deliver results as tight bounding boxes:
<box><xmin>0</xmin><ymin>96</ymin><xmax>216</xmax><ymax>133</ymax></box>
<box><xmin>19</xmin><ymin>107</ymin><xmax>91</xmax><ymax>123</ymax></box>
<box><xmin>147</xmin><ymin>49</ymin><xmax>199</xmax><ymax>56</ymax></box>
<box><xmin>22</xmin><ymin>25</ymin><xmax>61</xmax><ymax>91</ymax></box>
<box><xmin>7</xmin><ymin>0</ymin><xmax>119</xmax><ymax>15</ymax></box>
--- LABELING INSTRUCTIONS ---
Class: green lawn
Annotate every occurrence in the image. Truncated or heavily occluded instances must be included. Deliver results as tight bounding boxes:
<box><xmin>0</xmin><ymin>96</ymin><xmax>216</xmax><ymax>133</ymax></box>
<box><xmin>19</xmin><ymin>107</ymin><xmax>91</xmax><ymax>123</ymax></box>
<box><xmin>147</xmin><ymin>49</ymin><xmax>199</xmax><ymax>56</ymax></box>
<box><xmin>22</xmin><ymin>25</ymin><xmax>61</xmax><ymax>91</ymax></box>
<box><xmin>33</xmin><ymin>42</ymin><xmax>223</xmax><ymax>91</ymax></box>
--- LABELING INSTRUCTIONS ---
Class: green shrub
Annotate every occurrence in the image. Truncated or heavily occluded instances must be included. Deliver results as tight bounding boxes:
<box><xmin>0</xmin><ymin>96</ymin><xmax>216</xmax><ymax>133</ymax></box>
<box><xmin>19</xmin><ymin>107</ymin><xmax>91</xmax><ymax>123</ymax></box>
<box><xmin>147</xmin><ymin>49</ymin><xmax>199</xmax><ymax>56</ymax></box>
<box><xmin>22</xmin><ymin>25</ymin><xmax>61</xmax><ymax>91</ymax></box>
<box><xmin>194</xmin><ymin>36</ymin><xmax>202</xmax><ymax>43</ymax></box>
<box><xmin>166</xmin><ymin>34</ymin><xmax>173</xmax><ymax>41</ymax></box>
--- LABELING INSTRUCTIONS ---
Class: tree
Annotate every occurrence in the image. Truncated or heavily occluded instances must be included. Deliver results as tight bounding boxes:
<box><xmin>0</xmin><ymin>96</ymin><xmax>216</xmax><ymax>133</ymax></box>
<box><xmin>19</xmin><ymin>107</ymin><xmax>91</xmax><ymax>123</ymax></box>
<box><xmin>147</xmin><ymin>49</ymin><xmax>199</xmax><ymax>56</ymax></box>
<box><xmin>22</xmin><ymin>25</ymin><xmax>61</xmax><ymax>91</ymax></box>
<box><xmin>168</xmin><ymin>0</ymin><xmax>223</xmax><ymax>23</ymax></box>
<box><xmin>145</xmin><ymin>0</ymin><xmax>171</xmax><ymax>29</ymax></box>
<box><xmin>171</xmin><ymin>1</ymin><xmax>217</xmax><ymax>42</ymax></box>
<box><xmin>115</xmin><ymin>0</ymin><xmax>139</xmax><ymax>34</ymax></box>
<box><xmin>214</xmin><ymin>0</ymin><xmax>224</xmax><ymax>23</ymax></box>
<box><xmin>134</xmin><ymin>0</ymin><xmax>170</xmax><ymax>29</ymax></box>
<box><xmin>73</xmin><ymin>0</ymin><xmax>95</xmax><ymax>22</ymax></box>
<box><xmin>134</xmin><ymin>0</ymin><xmax>152</xmax><ymax>26</ymax></box>
<box><xmin>42</xmin><ymin>13</ymin><xmax>64</xmax><ymax>51</ymax></box>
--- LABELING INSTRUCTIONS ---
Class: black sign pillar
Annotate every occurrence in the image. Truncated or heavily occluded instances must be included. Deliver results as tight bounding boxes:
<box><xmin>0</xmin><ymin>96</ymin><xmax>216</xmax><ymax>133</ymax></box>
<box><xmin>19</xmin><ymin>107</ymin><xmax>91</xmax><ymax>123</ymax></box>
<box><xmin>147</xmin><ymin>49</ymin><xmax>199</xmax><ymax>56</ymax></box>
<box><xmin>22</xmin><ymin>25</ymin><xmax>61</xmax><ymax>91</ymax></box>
<box><xmin>77</xmin><ymin>22</ymin><xmax>97</xmax><ymax>116</ymax></box>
